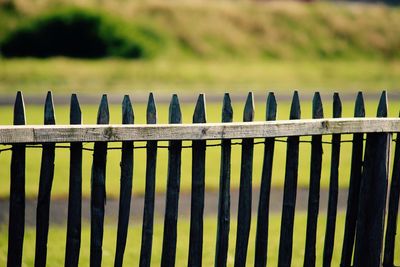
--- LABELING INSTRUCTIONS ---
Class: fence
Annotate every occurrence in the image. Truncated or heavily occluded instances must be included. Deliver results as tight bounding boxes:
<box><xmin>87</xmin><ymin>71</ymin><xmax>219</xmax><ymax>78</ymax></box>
<box><xmin>3</xmin><ymin>90</ymin><xmax>400</xmax><ymax>267</ymax></box>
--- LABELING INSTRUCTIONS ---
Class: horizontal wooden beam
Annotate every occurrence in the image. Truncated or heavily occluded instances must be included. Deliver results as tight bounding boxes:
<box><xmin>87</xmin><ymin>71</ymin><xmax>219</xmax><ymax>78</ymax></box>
<box><xmin>0</xmin><ymin>118</ymin><xmax>399</xmax><ymax>144</ymax></box>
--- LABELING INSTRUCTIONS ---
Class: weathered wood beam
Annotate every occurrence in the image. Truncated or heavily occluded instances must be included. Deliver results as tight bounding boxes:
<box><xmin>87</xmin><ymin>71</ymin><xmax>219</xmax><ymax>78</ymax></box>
<box><xmin>0</xmin><ymin>118</ymin><xmax>399</xmax><ymax>143</ymax></box>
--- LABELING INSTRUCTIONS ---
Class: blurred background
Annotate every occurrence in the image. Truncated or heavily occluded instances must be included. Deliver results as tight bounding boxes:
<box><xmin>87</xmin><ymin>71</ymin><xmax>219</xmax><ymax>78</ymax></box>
<box><xmin>0</xmin><ymin>0</ymin><xmax>399</xmax><ymax>266</ymax></box>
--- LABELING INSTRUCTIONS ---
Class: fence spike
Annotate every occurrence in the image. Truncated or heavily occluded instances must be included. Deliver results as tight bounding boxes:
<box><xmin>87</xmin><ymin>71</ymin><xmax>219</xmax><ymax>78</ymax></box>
<box><xmin>169</xmin><ymin>94</ymin><xmax>182</xmax><ymax>124</ymax></box>
<box><xmin>90</xmin><ymin>94</ymin><xmax>109</xmax><ymax>266</ymax></box>
<box><xmin>188</xmin><ymin>94</ymin><xmax>207</xmax><ymax>266</ymax></box>
<box><xmin>14</xmin><ymin>91</ymin><xmax>26</xmax><ymax>125</ymax></box>
<box><xmin>304</xmin><ymin>92</ymin><xmax>324</xmax><ymax>267</ymax></box>
<box><xmin>278</xmin><ymin>90</ymin><xmax>301</xmax><ymax>267</ymax></box>
<box><xmin>290</xmin><ymin>91</ymin><xmax>301</xmax><ymax>120</ymax></box>
<box><xmin>353</xmin><ymin>89</ymin><xmax>390</xmax><ymax>266</ymax></box>
<box><xmin>97</xmin><ymin>94</ymin><xmax>109</xmax><ymax>124</ymax></box>
<box><xmin>193</xmin><ymin>94</ymin><xmax>207</xmax><ymax>123</ymax></box>
<box><xmin>44</xmin><ymin>91</ymin><xmax>55</xmax><ymax>125</ymax></box>
<box><xmin>122</xmin><ymin>95</ymin><xmax>134</xmax><ymax>124</ymax></box>
<box><xmin>243</xmin><ymin>92</ymin><xmax>255</xmax><ymax>122</ymax></box>
<box><xmin>377</xmin><ymin>91</ymin><xmax>388</xmax><ymax>118</ymax></box>
<box><xmin>161</xmin><ymin>94</ymin><xmax>183</xmax><ymax>266</ymax></box>
<box><xmin>114</xmin><ymin>95</ymin><xmax>134</xmax><ymax>267</ymax></box>
<box><xmin>70</xmin><ymin>94</ymin><xmax>81</xmax><ymax>125</ymax></box>
<box><xmin>65</xmin><ymin>94</ymin><xmax>83</xmax><ymax>267</ymax></box>
<box><xmin>266</xmin><ymin>92</ymin><xmax>277</xmax><ymax>121</ymax></box>
<box><xmin>340</xmin><ymin>91</ymin><xmax>366</xmax><ymax>267</ymax></box>
<box><xmin>254</xmin><ymin>92</ymin><xmax>277</xmax><ymax>267</ymax></box>
<box><xmin>147</xmin><ymin>93</ymin><xmax>157</xmax><ymax>124</ymax></box>
<box><xmin>7</xmin><ymin>91</ymin><xmax>26</xmax><ymax>267</ymax></box>
<box><xmin>215</xmin><ymin>93</ymin><xmax>233</xmax><ymax>267</ymax></box>
<box><xmin>312</xmin><ymin>92</ymin><xmax>324</xmax><ymax>119</ymax></box>
<box><xmin>234</xmin><ymin>92</ymin><xmax>255</xmax><ymax>267</ymax></box>
<box><xmin>383</xmin><ymin>111</ymin><xmax>400</xmax><ymax>267</ymax></box>
<box><xmin>354</xmin><ymin>92</ymin><xmax>365</xmax><ymax>117</ymax></box>
<box><xmin>139</xmin><ymin>95</ymin><xmax>158</xmax><ymax>267</ymax></box>
<box><xmin>222</xmin><ymin>93</ymin><xmax>233</xmax><ymax>123</ymax></box>
<box><xmin>332</xmin><ymin>93</ymin><xmax>342</xmax><ymax>119</ymax></box>
<box><xmin>322</xmin><ymin>93</ymin><xmax>342</xmax><ymax>267</ymax></box>
<box><xmin>35</xmin><ymin>91</ymin><xmax>56</xmax><ymax>267</ymax></box>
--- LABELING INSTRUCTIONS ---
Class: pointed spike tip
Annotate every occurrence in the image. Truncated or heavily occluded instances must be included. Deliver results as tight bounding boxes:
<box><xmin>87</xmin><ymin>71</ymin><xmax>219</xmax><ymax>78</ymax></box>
<box><xmin>147</xmin><ymin>92</ymin><xmax>157</xmax><ymax>124</ymax></box>
<box><xmin>70</xmin><ymin>94</ymin><xmax>81</xmax><ymax>125</ymax></box>
<box><xmin>14</xmin><ymin>91</ymin><xmax>26</xmax><ymax>125</ymax></box>
<box><xmin>222</xmin><ymin>93</ymin><xmax>233</xmax><ymax>123</ymax></box>
<box><xmin>312</xmin><ymin>92</ymin><xmax>323</xmax><ymax>119</ymax></box>
<box><xmin>193</xmin><ymin>94</ymin><xmax>207</xmax><ymax>123</ymax></box>
<box><xmin>333</xmin><ymin>92</ymin><xmax>342</xmax><ymax>118</ymax></box>
<box><xmin>44</xmin><ymin>91</ymin><xmax>55</xmax><ymax>125</ymax></box>
<box><xmin>122</xmin><ymin>95</ymin><xmax>134</xmax><ymax>124</ymax></box>
<box><xmin>377</xmin><ymin>91</ymin><xmax>388</xmax><ymax>117</ymax></box>
<box><xmin>169</xmin><ymin>94</ymin><xmax>182</xmax><ymax>124</ymax></box>
<box><xmin>243</xmin><ymin>92</ymin><xmax>255</xmax><ymax>122</ymax></box>
<box><xmin>290</xmin><ymin>91</ymin><xmax>301</xmax><ymax>120</ymax></box>
<box><xmin>266</xmin><ymin>92</ymin><xmax>277</xmax><ymax>121</ymax></box>
<box><xmin>97</xmin><ymin>94</ymin><xmax>109</xmax><ymax>124</ymax></box>
<box><xmin>354</xmin><ymin>92</ymin><xmax>365</xmax><ymax>117</ymax></box>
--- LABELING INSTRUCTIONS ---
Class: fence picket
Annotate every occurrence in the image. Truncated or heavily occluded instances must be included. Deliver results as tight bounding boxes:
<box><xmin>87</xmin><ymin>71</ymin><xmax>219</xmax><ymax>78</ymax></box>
<box><xmin>139</xmin><ymin>93</ymin><xmax>158</xmax><ymax>267</ymax></box>
<box><xmin>353</xmin><ymin>91</ymin><xmax>391</xmax><ymax>267</ymax></box>
<box><xmin>234</xmin><ymin>92</ymin><xmax>255</xmax><ymax>267</ymax></box>
<box><xmin>215</xmin><ymin>93</ymin><xmax>233</xmax><ymax>267</ymax></box>
<box><xmin>35</xmin><ymin>91</ymin><xmax>56</xmax><ymax>267</ymax></box>
<box><xmin>7</xmin><ymin>91</ymin><xmax>26</xmax><ymax>267</ymax></box>
<box><xmin>65</xmin><ymin>94</ymin><xmax>82</xmax><ymax>267</ymax></box>
<box><xmin>383</xmin><ymin>111</ymin><xmax>400</xmax><ymax>267</ymax></box>
<box><xmin>254</xmin><ymin>92</ymin><xmax>277</xmax><ymax>267</ymax></box>
<box><xmin>188</xmin><ymin>94</ymin><xmax>207</xmax><ymax>267</ymax></box>
<box><xmin>114</xmin><ymin>95</ymin><xmax>134</xmax><ymax>267</ymax></box>
<box><xmin>322</xmin><ymin>93</ymin><xmax>342</xmax><ymax>267</ymax></box>
<box><xmin>304</xmin><ymin>92</ymin><xmax>324</xmax><ymax>267</ymax></box>
<box><xmin>278</xmin><ymin>91</ymin><xmax>301</xmax><ymax>267</ymax></box>
<box><xmin>161</xmin><ymin>95</ymin><xmax>183</xmax><ymax>267</ymax></box>
<box><xmin>340</xmin><ymin>92</ymin><xmax>365</xmax><ymax>267</ymax></box>
<box><xmin>90</xmin><ymin>95</ymin><xmax>109</xmax><ymax>267</ymax></box>
<box><xmin>3</xmin><ymin>91</ymin><xmax>400</xmax><ymax>267</ymax></box>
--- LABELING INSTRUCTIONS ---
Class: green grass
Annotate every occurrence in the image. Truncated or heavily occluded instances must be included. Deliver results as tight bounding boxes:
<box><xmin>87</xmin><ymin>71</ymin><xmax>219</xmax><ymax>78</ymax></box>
<box><xmin>1</xmin><ymin>58</ymin><xmax>400</xmax><ymax>94</ymax></box>
<box><xmin>1</xmin><ymin>1</ymin><xmax>400</xmax><ymax>60</ymax></box>
<box><xmin>0</xmin><ymin>99</ymin><xmax>398</xmax><ymax>198</ymax></box>
<box><xmin>0</xmin><ymin>213</ymin><xmax>399</xmax><ymax>266</ymax></box>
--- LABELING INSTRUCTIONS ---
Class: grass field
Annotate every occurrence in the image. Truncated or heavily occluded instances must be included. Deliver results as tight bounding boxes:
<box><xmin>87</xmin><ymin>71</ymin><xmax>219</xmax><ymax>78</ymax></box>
<box><xmin>1</xmin><ymin>1</ymin><xmax>400</xmax><ymax>60</ymax></box>
<box><xmin>0</xmin><ymin>98</ymin><xmax>398</xmax><ymax>198</ymax></box>
<box><xmin>0</xmin><ymin>213</ymin><xmax>399</xmax><ymax>266</ymax></box>
<box><xmin>1</xmin><ymin>59</ymin><xmax>400</xmax><ymax>94</ymax></box>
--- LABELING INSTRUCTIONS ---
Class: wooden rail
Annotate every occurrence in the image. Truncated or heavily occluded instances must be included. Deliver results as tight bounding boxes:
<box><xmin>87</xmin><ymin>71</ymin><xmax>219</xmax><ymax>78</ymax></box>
<box><xmin>0</xmin><ymin>117</ymin><xmax>399</xmax><ymax>143</ymax></box>
<box><xmin>4</xmin><ymin>90</ymin><xmax>400</xmax><ymax>267</ymax></box>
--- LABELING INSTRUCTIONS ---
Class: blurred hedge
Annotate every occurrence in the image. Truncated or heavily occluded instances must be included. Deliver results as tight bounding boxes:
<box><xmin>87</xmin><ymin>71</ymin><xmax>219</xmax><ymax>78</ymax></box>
<box><xmin>0</xmin><ymin>8</ymin><xmax>163</xmax><ymax>58</ymax></box>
